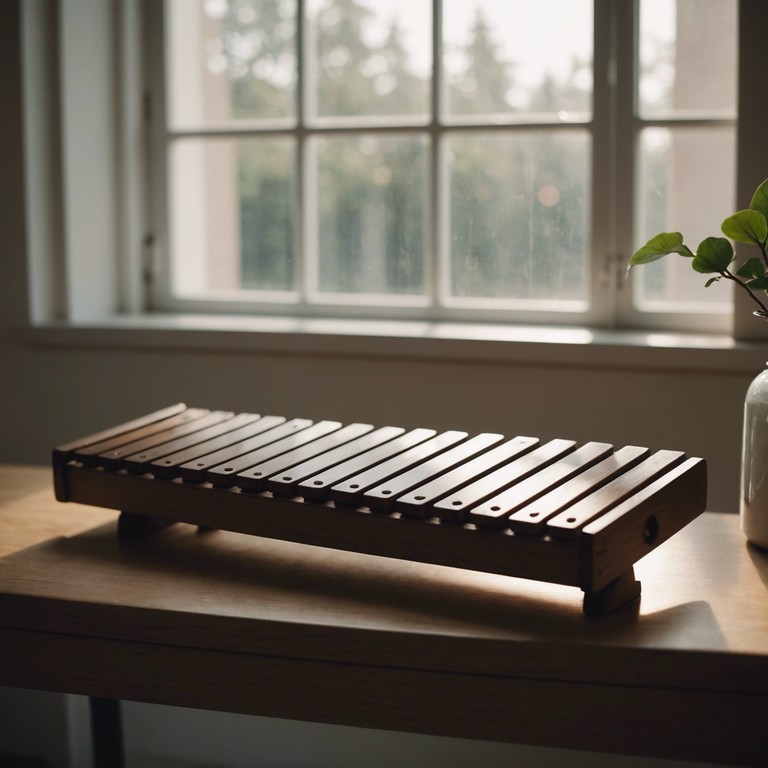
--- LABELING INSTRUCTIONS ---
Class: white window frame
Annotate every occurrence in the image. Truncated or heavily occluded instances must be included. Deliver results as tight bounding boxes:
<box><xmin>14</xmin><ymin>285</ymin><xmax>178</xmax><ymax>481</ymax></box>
<box><xmin>146</xmin><ymin>0</ymin><xmax>612</xmax><ymax>327</ymax></box>
<box><xmin>612</xmin><ymin>1</ymin><xmax>739</xmax><ymax>334</ymax></box>
<box><xmin>21</xmin><ymin>1</ymin><xmax>768</xmax><ymax>338</ymax></box>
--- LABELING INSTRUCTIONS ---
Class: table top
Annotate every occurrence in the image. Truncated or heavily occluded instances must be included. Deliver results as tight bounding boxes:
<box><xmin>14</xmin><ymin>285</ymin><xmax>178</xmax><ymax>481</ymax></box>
<box><xmin>1</xmin><ymin>464</ymin><xmax>767</xmax><ymax>765</ymax></box>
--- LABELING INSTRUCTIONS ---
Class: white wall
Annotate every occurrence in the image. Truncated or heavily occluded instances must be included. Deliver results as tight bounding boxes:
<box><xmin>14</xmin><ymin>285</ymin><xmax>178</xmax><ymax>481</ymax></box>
<box><xmin>118</xmin><ymin>701</ymin><xmax>738</xmax><ymax>768</ymax></box>
<box><xmin>2</xmin><ymin>322</ymin><xmax>762</xmax><ymax>514</ymax></box>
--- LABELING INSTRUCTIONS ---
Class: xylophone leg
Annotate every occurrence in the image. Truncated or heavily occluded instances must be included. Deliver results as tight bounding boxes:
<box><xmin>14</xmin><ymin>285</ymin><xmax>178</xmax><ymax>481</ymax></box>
<box><xmin>117</xmin><ymin>511</ymin><xmax>176</xmax><ymax>541</ymax></box>
<box><xmin>582</xmin><ymin>567</ymin><xmax>641</xmax><ymax>616</ymax></box>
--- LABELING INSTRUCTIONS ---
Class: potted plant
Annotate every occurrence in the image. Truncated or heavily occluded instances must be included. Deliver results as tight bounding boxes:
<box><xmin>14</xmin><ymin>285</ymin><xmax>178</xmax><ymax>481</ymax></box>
<box><xmin>628</xmin><ymin>177</ymin><xmax>768</xmax><ymax>316</ymax></box>
<box><xmin>628</xmin><ymin>176</ymin><xmax>768</xmax><ymax>549</ymax></box>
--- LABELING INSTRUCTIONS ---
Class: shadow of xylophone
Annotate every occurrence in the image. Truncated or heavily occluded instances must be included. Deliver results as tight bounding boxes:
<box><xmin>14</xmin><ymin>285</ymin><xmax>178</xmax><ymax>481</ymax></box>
<box><xmin>52</xmin><ymin>403</ymin><xmax>707</xmax><ymax>616</ymax></box>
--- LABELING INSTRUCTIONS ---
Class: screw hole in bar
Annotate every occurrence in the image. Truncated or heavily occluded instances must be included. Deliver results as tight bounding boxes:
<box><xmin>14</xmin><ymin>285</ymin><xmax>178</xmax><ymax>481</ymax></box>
<box><xmin>644</xmin><ymin>514</ymin><xmax>659</xmax><ymax>544</ymax></box>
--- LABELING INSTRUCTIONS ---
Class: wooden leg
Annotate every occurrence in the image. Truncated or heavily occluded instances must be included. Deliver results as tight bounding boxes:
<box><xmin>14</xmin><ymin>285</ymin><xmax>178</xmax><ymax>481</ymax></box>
<box><xmin>582</xmin><ymin>567</ymin><xmax>641</xmax><ymax>616</ymax></box>
<box><xmin>117</xmin><ymin>511</ymin><xmax>175</xmax><ymax>541</ymax></box>
<box><xmin>89</xmin><ymin>697</ymin><xmax>125</xmax><ymax>768</ymax></box>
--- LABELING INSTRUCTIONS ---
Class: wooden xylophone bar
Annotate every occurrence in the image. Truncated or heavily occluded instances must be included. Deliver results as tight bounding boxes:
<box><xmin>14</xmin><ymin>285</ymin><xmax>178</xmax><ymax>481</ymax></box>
<box><xmin>52</xmin><ymin>404</ymin><xmax>707</xmax><ymax>615</ymax></box>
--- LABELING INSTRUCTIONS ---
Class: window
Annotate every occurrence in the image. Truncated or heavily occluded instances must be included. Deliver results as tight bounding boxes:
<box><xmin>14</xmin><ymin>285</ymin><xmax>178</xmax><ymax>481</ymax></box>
<box><xmin>145</xmin><ymin>0</ymin><xmax>737</xmax><ymax>330</ymax></box>
<box><xmin>625</xmin><ymin>0</ymin><xmax>738</xmax><ymax>328</ymax></box>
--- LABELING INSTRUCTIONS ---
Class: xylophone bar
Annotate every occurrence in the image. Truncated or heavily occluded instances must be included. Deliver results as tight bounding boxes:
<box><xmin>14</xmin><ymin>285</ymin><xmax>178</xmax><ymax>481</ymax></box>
<box><xmin>52</xmin><ymin>404</ymin><xmax>708</xmax><ymax>615</ymax></box>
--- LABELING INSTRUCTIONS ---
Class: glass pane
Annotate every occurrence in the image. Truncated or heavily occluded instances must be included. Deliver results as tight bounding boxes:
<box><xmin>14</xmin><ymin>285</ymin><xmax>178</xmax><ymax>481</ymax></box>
<box><xmin>167</xmin><ymin>0</ymin><xmax>297</xmax><ymax>128</ymax></box>
<box><xmin>306</xmin><ymin>0</ymin><xmax>431</xmax><ymax>123</ymax></box>
<box><xmin>442</xmin><ymin>0</ymin><xmax>592</xmax><ymax>122</ymax></box>
<box><xmin>639</xmin><ymin>0</ymin><xmax>737</xmax><ymax>117</ymax></box>
<box><xmin>446</xmin><ymin>130</ymin><xmax>590</xmax><ymax>303</ymax></box>
<box><xmin>635</xmin><ymin>126</ymin><xmax>736</xmax><ymax>311</ymax></box>
<box><xmin>310</xmin><ymin>134</ymin><xmax>428</xmax><ymax>296</ymax></box>
<box><xmin>169</xmin><ymin>137</ymin><xmax>295</xmax><ymax>296</ymax></box>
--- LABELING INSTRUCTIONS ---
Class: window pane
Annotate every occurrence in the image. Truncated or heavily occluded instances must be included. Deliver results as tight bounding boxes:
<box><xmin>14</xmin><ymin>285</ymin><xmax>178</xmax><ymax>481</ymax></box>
<box><xmin>442</xmin><ymin>0</ymin><xmax>592</xmax><ymax>122</ymax></box>
<box><xmin>167</xmin><ymin>0</ymin><xmax>297</xmax><ymax>128</ymax></box>
<box><xmin>310</xmin><ymin>134</ymin><xmax>428</xmax><ymax>297</ymax></box>
<box><xmin>446</xmin><ymin>130</ymin><xmax>590</xmax><ymax>304</ymax></box>
<box><xmin>169</xmin><ymin>137</ymin><xmax>295</xmax><ymax>296</ymax></box>
<box><xmin>635</xmin><ymin>126</ymin><xmax>736</xmax><ymax>311</ymax></box>
<box><xmin>639</xmin><ymin>0</ymin><xmax>737</xmax><ymax>117</ymax></box>
<box><xmin>306</xmin><ymin>0</ymin><xmax>431</xmax><ymax>123</ymax></box>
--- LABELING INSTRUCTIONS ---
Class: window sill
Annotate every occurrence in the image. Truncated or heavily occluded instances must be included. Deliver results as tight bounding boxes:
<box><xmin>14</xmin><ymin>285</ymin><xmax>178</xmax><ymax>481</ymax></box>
<box><xmin>18</xmin><ymin>312</ymin><xmax>768</xmax><ymax>375</ymax></box>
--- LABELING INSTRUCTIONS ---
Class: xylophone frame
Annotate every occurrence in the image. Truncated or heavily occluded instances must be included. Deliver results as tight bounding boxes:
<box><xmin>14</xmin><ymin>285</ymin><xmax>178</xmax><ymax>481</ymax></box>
<box><xmin>53</xmin><ymin>451</ymin><xmax>707</xmax><ymax>617</ymax></box>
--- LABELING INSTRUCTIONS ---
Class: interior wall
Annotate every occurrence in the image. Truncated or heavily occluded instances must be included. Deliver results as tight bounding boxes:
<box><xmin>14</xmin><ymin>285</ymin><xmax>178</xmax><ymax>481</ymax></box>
<box><xmin>0</xmin><ymin>331</ymin><xmax>758</xmax><ymax>515</ymax></box>
<box><xmin>118</xmin><ymin>701</ymin><xmax>730</xmax><ymax>768</ymax></box>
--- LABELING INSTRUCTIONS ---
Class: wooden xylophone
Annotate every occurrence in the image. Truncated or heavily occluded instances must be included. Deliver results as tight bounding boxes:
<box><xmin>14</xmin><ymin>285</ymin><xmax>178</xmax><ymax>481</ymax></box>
<box><xmin>52</xmin><ymin>403</ymin><xmax>707</xmax><ymax>615</ymax></box>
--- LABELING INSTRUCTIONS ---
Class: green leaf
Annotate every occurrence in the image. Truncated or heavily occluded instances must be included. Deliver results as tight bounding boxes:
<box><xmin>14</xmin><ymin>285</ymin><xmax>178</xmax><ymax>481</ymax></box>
<box><xmin>628</xmin><ymin>232</ymin><xmax>694</xmax><ymax>267</ymax></box>
<box><xmin>750</xmin><ymin>178</ymin><xmax>768</xmax><ymax>220</ymax></box>
<box><xmin>722</xmin><ymin>209</ymin><xmax>768</xmax><ymax>245</ymax></box>
<box><xmin>747</xmin><ymin>276</ymin><xmax>768</xmax><ymax>291</ymax></box>
<box><xmin>736</xmin><ymin>257</ymin><xmax>765</xmax><ymax>280</ymax></box>
<box><xmin>692</xmin><ymin>237</ymin><xmax>734</xmax><ymax>274</ymax></box>
<box><xmin>705</xmin><ymin>277</ymin><xmax>721</xmax><ymax>287</ymax></box>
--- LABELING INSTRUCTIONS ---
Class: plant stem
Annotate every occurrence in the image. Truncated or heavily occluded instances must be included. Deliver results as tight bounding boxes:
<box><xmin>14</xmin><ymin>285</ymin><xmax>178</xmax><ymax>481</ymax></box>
<box><xmin>723</xmin><ymin>270</ymin><xmax>768</xmax><ymax>314</ymax></box>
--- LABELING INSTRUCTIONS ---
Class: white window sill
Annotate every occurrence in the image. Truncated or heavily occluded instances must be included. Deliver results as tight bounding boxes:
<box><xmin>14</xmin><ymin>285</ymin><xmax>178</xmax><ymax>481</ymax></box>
<box><xmin>18</xmin><ymin>312</ymin><xmax>768</xmax><ymax>375</ymax></box>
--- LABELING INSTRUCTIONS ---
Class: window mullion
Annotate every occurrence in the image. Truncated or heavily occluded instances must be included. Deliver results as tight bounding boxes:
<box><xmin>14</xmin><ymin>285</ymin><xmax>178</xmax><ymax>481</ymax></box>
<box><xmin>611</xmin><ymin>0</ymin><xmax>638</xmax><ymax>328</ymax></box>
<box><xmin>589</xmin><ymin>0</ymin><xmax>619</xmax><ymax>327</ymax></box>
<box><xmin>619</xmin><ymin>0</ymin><xmax>736</xmax><ymax>333</ymax></box>
<box><xmin>429</xmin><ymin>0</ymin><xmax>443</xmax><ymax>312</ymax></box>
<box><xmin>146</xmin><ymin>0</ymin><xmax>170</xmax><ymax>314</ymax></box>
<box><xmin>296</xmin><ymin>0</ymin><xmax>308</xmax><ymax>306</ymax></box>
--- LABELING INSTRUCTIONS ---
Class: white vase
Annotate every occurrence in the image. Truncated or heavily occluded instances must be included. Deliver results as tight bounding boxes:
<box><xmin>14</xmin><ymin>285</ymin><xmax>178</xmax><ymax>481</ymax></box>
<box><xmin>741</xmin><ymin>362</ymin><xmax>768</xmax><ymax>548</ymax></box>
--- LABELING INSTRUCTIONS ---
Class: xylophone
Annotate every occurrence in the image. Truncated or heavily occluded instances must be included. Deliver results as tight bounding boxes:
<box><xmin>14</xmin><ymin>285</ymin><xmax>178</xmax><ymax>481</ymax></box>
<box><xmin>52</xmin><ymin>403</ymin><xmax>707</xmax><ymax>615</ymax></box>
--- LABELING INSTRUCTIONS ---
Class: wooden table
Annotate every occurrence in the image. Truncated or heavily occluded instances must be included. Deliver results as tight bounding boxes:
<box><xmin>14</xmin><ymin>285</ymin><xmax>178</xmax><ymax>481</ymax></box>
<box><xmin>1</xmin><ymin>465</ymin><xmax>767</xmax><ymax>766</ymax></box>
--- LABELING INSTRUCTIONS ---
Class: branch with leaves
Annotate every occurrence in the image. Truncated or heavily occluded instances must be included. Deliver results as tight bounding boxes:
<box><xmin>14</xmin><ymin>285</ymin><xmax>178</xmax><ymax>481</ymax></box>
<box><xmin>628</xmin><ymin>178</ymin><xmax>768</xmax><ymax>317</ymax></box>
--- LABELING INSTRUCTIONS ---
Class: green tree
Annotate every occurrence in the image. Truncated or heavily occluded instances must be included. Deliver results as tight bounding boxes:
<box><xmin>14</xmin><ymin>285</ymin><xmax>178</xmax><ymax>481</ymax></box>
<box><xmin>314</xmin><ymin>0</ymin><xmax>379</xmax><ymax>117</ymax></box>
<box><xmin>213</xmin><ymin>0</ymin><xmax>297</xmax><ymax>120</ymax></box>
<box><xmin>526</xmin><ymin>57</ymin><xmax>591</xmax><ymax>115</ymax></box>
<box><xmin>203</xmin><ymin>1</ymin><xmax>299</xmax><ymax>290</ymax></box>
<box><xmin>238</xmin><ymin>138</ymin><xmax>294</xmax><ymax>291</ymax></box>
<box><xmin>448</xmin><ymin>33</ymin><xmax>592</xmax><ymax>300</ymax></box>
<box><xmin>373</xmin><ymin>20</ymin><xmax>429</xmax><ymax>117</ymax></box>
<box><xmin>312</xmin><ymin>0</ymin><xmax>427</xmax><ymax>294</ymax></box>
<box><xmin>207</xmin><ymin>1</ymin><xmax>598</xmax><ymax>301</ymax></box>
<box><xmin>448</xmin><ymin>8</ymin><xmax>514</xmax><ymax>117</ymax></box>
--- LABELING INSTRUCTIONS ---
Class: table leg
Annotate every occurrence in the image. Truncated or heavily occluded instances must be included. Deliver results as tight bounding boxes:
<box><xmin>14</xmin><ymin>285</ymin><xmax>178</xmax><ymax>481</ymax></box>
<box><xmin>89</xmin><ymin>697</ymin><xmax>125</xmax><ymax>768</ymax></box>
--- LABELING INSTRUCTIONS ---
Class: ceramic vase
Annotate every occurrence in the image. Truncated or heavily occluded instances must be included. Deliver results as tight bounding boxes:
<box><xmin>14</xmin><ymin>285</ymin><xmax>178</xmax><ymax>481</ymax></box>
<box><xmin>741</xmin><ymin>362</ymin><xmax>768</xmax><ymax>548</ymax></box>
